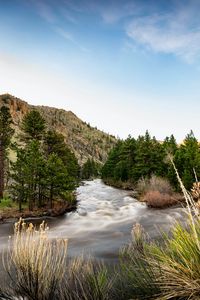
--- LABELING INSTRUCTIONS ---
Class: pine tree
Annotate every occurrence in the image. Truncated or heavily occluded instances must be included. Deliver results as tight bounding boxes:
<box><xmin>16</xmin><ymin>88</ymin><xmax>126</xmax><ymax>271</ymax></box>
<box><xmin>81</xmin><ymin>158</ymin><xmax>99</xmax><ymax>179</ymax></box>
<box><xmin>0</xmin><ymin>106</ymin><xmax>14</xmax><ymax>199</ymax></box>
<box><xmin>163</xmin><ymin>135</ymin><xmax>178</xmax><ymax>187</ymax></box>
<box><xmin>44</xmin><ymin>130</ymin><xmax>79</xmax><ymax>179</ymax></box>
<box><xmin>10</xmin><ymin>147</ymin><xmax>27</xmax><ymax>211</ymax></box>
<box><xmin>101</xmin><ymin>141</ymin><xmax>123</xmax><ymax>179</ymax></box>
<box><xmin>21</xmin><ymin>110</ymin><xmax>45</xmax><ymax>141</ymax></box>
<box><xmin>175</xmin><ymin>131</ymin><xmax>200</xmax><ymax>189</ymax></box>
<box><xmin>45</xmin><ymin>153</ymin><xmax>70</xmax><ymax>208</ymax></box>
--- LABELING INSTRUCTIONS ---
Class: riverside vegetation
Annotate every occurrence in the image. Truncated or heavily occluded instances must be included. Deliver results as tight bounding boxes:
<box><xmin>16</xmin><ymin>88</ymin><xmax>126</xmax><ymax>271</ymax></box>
<box><xmin>0</xmin><ymin>106</ymin><xmax>79</xmax><ymax>216</ymax></box>
<box><xmin>0</xmin><ymin>106</ymin><xmax>100</xmax><ymax>219</ymax></box>
<box><xmin>1</xmin><ymin>164</ymin><xmax>200</xmax><ymax>299</ymax></box>
<box><xmin>102</xmin><ymin>130</ymin><xmax>200</xmax><ymax>207</ymax></box>
<box><xmin>1</xmin><ymin>99</ymin><xmax>200</xmax><ymax>298</ymax></box>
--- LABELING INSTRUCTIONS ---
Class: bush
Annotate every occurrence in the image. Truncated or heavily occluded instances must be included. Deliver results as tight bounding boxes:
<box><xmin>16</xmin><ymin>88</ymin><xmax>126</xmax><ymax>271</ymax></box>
<box><xmin>116</xmin><ymin>217</ymin><xmax>200</xmax><ymax>300</ymax></box>
<box><xmin>136</xmin><ymin>175</ymin><xmax>182</xmax><ymax>208</ymax></box>
<box><xmin>143</xmin><ymin>190</ymin><xmax>179</xmax><ymax>208</ymax></box>
<box><xmin>137</xmin><ymin>175</ymin><xmax>173</xmax><ymax>196</ymax></box>
<box><xmin>113</xmin><ymin>224</ymin><xmax>159</xmax><ymax>300</ymax></box>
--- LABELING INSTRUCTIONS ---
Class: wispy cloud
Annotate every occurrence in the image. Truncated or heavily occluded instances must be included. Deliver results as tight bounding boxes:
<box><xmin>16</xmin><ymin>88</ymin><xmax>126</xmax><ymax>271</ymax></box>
<box><xmin>99</xmin><ymin>1</ymin><xmax>140</xmax><ymax>24</ymax></box>
<box><xmin>126</xmin><ymin>2</ymin><xmax>200</xmax><ymax>63</ymax></box>
<box><xmin>60</xmin><ymin>9</ymin><xmax>79</xmax><ymax>24</ymax></box>
<box><xmin>34</xmin><ymin>1</ymin><xmax>56</xmax><ymax>23</ymax></box>
<box><xmin>55</xmin><ymin>27</ymin><xmax>89</xmax><ymax>52</ymax></box>
<box><xmin>32</xmin><ymin>1</ymin><xmax>88</xmax><ymax>52</ymax></box>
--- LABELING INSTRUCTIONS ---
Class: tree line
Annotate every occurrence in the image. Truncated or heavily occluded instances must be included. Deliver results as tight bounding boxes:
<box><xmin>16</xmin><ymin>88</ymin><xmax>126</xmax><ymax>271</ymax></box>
<box><xmin>102</xmin><ymin>130</ymin><xmax>200</xmax><ymax>190</ymax></box>
<box><xmin>0</xmin><ymin>107</ymin><xmax>80</xmax><ymax>211</ymax></box>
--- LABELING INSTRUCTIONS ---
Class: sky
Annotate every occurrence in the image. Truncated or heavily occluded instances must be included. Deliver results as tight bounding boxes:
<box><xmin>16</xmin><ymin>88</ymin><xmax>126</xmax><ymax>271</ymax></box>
<box><xmin>0</xmin><ymin>0</ymin><xmax>200</xmax><ymax>141</ymax></box>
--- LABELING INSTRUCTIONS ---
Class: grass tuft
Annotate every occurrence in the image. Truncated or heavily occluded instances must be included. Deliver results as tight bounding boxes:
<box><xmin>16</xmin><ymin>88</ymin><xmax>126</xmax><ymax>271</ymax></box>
<box><xmin>4</xmin><ymin>218</ymin><xmax>68</xmax><ymax>300</ymax></box>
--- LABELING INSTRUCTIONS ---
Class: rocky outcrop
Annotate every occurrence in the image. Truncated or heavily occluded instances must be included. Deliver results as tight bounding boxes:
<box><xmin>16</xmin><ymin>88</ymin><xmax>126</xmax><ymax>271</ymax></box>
<box><xmin>0</xmin><ymin>93</ymin><xmax>117</xmax><ymax>164</ymax></box>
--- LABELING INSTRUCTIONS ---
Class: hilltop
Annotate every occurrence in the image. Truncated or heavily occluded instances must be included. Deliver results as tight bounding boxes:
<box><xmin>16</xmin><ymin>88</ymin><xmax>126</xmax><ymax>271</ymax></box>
<box><xmin>0</xmin><ymin>94</ymin><xmax>117</xmax><ymax>165</ymax></box>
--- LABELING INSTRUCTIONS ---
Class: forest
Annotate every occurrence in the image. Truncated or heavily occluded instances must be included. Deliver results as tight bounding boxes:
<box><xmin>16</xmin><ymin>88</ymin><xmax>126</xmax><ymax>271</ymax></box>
<box><xmin>102</xmin><ymin>130</ymin><xmax>200</xmax><ymax>190</ymax></box>
<box><xmin>0</xmin><ymin>106</ymin><xmax>81</xmax><ymax>212</ymax></box>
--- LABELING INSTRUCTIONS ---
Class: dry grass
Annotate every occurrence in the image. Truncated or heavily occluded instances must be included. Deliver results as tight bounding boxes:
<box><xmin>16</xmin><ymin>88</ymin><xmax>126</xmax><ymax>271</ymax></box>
<box><xmin>2</xmin><ymin>218</ymin><xmax>112</xmax><ymax>300</ymax></box>
<box><xmin>62</xmin><ymin>257</ymin><xmax>113</xmax><ymax>300</ymax></box>
<box><xmin>143</xmin><ymin>190</ymin><xmax>179</xmax><ymax>208</ymax></box>
<box><xmin>4</xmin><ymin>218</ymin><xmax>68</xmax><ymax>300</ymax></box>
<box><xmin>137</xmin><ymin>175</ymin><xmax>181</xmax><ymax>208</ymax></box>
<box><xmin>137</xmin><ymin>175</ymin><xmax>173</xmax><ymax>196</ymax></box>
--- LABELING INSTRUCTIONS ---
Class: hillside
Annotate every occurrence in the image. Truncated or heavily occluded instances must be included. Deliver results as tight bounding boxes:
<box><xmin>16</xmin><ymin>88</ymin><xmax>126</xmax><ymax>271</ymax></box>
<box><xmin>0</xmin><ymin>94</ymin><xmax>117</xmax><ymax>164</ymax></box>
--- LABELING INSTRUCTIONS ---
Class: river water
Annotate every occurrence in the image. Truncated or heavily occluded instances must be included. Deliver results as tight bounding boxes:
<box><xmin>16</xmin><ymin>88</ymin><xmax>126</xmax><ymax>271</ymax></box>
<box><xmin>0</xmin><ymin>179</ymin><xmax>186</xmax><ymax>263</ymax></box>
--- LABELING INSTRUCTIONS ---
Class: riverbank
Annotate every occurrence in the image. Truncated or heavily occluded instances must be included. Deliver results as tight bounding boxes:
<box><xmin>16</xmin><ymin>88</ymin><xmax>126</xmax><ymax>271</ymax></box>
<box><xmin>102</xmin><ymin>178</ymin><xmax>135</xmax><ymax>190</ymax></box>
<box><xmin>102</xmin><ymin>177</ymin><xmax>184</xmax><ymax>208</ymax></box>
<box><xmin>0</xmin><ymin>200</ymin><xmax>77</xmax><ymax>223</ymax></box>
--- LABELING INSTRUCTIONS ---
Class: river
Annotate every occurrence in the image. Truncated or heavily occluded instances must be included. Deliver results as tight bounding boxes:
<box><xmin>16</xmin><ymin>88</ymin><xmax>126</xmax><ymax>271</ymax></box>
<box><xmin>0</xmin><ymin>179</ymin><xmax>186</xmax><ymax>264</ymax></box>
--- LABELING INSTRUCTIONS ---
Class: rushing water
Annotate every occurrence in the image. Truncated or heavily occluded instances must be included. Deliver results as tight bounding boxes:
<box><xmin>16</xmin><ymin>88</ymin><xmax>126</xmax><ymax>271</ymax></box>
<box><xmin>0</xmin><ymin>179</ymin><xmax>186</xmax><ymax>263</ymax></box>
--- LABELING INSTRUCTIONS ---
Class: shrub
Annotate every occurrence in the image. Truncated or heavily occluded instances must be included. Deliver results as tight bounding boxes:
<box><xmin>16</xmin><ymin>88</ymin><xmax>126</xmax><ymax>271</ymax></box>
<box><xmin>114</xmin><ymin>224</ymin><xmax>160</xmax><ymax>300</ymax></box>
<box><xmin>147</xmin><ymin>220</ymin><xmax>200</xmax><ymax>299</ymax></box>
<box><xmin>117</xmin><ymin>217</ymin><xmax>200</xmax><ymax>299</ymax></box>
<box><xmin>137</xmin><ymin>175</ymin><xmax>182</xmax><ymax>208</ymax></box>
<box><xmin>143</xmin><ymin>190</ymin><xmax>179</xmax><ymax>208</ymax></box>
<box><xmin>137</xmin><ymin>175</ymin><xmax>173</xmax><ymax>196</ymax></box>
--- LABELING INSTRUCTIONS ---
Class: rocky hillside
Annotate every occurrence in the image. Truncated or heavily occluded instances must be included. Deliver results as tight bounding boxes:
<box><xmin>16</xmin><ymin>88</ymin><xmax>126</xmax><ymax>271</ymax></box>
<box><xmin>0</xmin><ymin>94</ymin><xmax>117</xmax><ymax>164</ymax></box>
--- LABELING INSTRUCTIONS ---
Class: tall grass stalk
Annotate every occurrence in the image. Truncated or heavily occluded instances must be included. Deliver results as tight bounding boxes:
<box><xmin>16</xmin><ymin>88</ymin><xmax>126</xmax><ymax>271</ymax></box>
<box><xmin>168</xmin><ymin>155</ymin><xmax>200</xmax><ymax>250</ymax></box>
<box><xmin>4</xmin><ymin>218</ymin><xmax>68</xmax><ymax>300</ymax></box>
<box><xmin>62</xmin><ymin>256</ymin><xmax>113</xmax><ymax>300</ymax></box>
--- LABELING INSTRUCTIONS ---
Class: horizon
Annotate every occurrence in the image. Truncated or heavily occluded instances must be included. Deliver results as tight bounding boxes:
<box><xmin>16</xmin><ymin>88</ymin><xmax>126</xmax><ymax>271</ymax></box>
<box><xmin>0</xmin><ymin>0</ymin><xmax>200</xmax><ymax>141</ymax></box>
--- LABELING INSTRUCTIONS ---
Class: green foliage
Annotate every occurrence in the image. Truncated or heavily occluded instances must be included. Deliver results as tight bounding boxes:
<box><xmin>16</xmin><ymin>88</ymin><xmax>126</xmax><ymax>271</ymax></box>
<box><xmin>116</xmin><ymin>218</ymin><xmax>200</xmax><ymax>299</ymax></box>
<box><xmin>44</xmin><ymin>130</ymin><xmax>79</xmax><ymax>178</ymax></box>
<box><xmin>45</xmin><ymin>153</ymin><xmax>74</xmax><ymax>208</ymax></box>
<box><xmin>102</xmin><ymin>131</ymin><xmax>200</xmax><ymax>190</ymax></box>
<box><xmin>0</xmin><ymin>197</ymin><xmax>13</xmax><ymax>208</ymax></box>
<box><xmin>174</xmin><ymin>131</ymin><xmax>200</xmax><ymax>189</ymax></box>
<box><xmin>10</xmin><ymin>111</ymin><xmax>80</xmax><ymax>211</ymax></box>
<box><xmin>0</xmin><ymin>106</ymin><xmax>14</xmax><ymax>148</ymax></box>
<box><xmin>21</xmin><ymin>110</ymin><xmax>46</xmax><ymax>140</ymax></box>
<box><xmin>0</xmin><ymin>106</ymin><xmax>14</xmax><ymax>199</ymax></box>
<box><xmin>81</xmin><ymin>158</ymin><xmax>100</xmax><ymax>179</ymax></box>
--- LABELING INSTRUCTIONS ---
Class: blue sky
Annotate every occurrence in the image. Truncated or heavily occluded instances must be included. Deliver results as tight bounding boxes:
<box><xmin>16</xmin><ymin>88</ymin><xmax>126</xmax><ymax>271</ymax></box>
<box><xmin>0</xmin><ymin>0</ymin><xmax>200</xmax><ymax>141</ymax></box>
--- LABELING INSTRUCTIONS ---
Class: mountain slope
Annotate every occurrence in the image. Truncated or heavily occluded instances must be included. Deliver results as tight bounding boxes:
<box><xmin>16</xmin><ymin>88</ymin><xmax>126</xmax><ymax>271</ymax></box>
<box><xmin>0</xmin><ymin>94</ymin><xmax>117</xmax><ymax>164</ymax></box>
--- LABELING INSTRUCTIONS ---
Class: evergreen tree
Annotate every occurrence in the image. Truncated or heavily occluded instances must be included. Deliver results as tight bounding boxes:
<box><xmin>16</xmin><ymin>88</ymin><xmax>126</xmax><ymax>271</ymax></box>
<box><xmin>0</xmin><ymin>106</ymin><xmax>14</xmax><ymax>199</ymax></box>
<box><xmin>163</xmin><ymin>135</ymin><xmax>178</xmax><ymax>187</ymax></box>
<box><xmin>44</xmin><ymin>130</ymin><xmax>79</xmax><ymax>179</ymax></box>
<box><xmin>21</xmin><ymin>110</ymin><xmax>46</xmax><ymax>141</ymax></box>
<box><xmin>175</xmin><ymin>131</ymin><xmax>200</xmax><ymax>189</ymax></box>
<box><xmin>11</xmin><ymin>144</ymin><xmax>46</xmax><ymax>211</ymax></box>
<box><xmin>45</xmin><ymin>153</ymin><xmax>71</xmax><ymax>208</ymax></box>
<box><xmin>131</xmin><ymin>131</ymin><xmax>165</xmax><ymax>181</ymax></box>
<box><xmin>11</xmin><ymin>111</ymin><xmax>80</xmax><ymax>211</ymax></box>
<box><xmin>101</xmin><ymin>141</ymin><xmax>123</xmax><ymax>179</ymax></box>
<box><xmin>10</xmin><ymin>147</ymin><xmax>28</xmax><ymax>211</ymax></box>
<box><xmin>81</xmin><ymin>158</ymin><xmax>99</xmax><ymax>179</ymax></box>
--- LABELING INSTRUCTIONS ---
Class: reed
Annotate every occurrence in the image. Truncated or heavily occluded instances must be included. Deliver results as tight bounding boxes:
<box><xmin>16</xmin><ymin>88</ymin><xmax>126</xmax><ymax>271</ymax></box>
<box><xmin>4</xmin><ymin>218</ymin><xmax>68</xmax><ymax>300</ymax></box>
<box><xmin>61</xmin><ymin>256</ymin><xmax>113</xmax><ymax>300</ymax></box>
